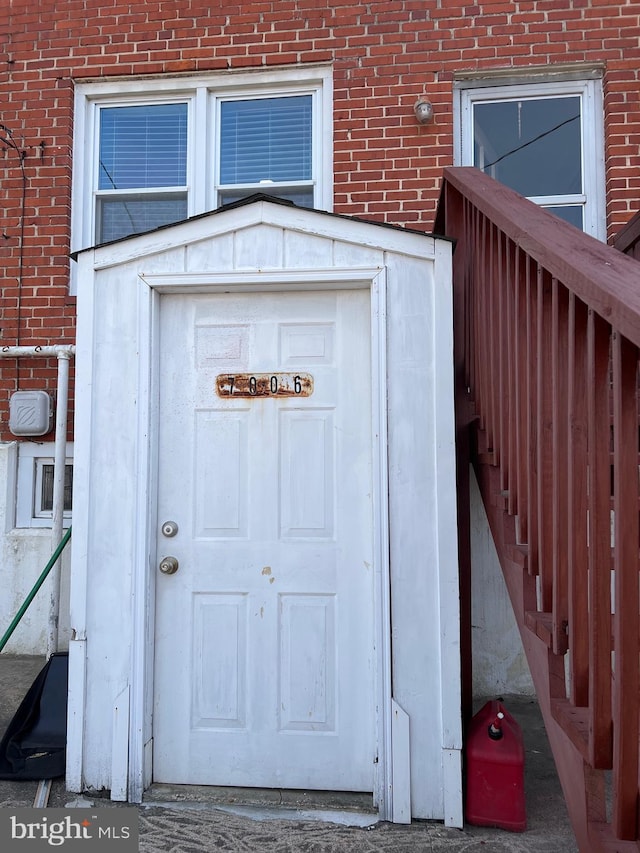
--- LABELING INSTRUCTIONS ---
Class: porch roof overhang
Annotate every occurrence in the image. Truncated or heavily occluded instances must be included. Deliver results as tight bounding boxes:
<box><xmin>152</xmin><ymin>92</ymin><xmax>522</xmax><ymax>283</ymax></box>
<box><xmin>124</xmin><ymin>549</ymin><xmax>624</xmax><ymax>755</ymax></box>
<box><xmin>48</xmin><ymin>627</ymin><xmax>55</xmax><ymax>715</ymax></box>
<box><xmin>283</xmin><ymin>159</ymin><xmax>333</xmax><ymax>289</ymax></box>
<box><xmin>71</xmin><ymin>193</ymin><xmax>453</xmax><ymax>269</ymax></box>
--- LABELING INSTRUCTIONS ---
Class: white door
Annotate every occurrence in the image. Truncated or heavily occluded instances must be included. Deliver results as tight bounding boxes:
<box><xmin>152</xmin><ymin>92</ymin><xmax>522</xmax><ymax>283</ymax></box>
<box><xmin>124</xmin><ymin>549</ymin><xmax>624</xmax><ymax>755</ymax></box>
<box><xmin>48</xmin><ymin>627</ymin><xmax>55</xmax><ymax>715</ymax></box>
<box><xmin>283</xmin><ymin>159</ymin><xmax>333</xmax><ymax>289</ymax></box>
<box><xmin>153</xmin><ymin>288</ymin><xmax>375</xmax><ymax>791</ymax></box>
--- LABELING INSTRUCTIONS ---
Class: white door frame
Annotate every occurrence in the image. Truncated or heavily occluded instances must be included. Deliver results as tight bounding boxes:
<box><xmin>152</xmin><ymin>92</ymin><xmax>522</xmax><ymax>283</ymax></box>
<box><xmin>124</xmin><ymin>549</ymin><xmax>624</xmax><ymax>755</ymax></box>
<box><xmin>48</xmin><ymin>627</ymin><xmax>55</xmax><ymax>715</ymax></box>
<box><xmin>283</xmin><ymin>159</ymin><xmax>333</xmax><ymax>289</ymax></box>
<box><xmin>128</xmin><ymin>267</ymin><xmax>395</xmax><ymax>817</ymax></box>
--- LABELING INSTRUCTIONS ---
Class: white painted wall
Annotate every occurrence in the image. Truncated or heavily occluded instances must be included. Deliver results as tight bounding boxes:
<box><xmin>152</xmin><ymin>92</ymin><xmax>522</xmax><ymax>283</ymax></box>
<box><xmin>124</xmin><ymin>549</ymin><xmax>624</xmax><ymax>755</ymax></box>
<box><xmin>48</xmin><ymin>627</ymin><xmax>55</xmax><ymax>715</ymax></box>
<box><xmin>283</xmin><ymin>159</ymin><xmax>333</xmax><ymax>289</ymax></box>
<box><xmin>469</xmin><ymin>468</ymin><xmax>534</xmax><ymax>697</ymax></box>
<box><xmin>68</xmin><ymin>201</ymin><xmax>462</xmax><ymax>823</ymax></box>
<box><xmin>385</xmin><ymin>248</ymin><xmax>461</xmax><ymax>823</ymax></box>
<box><xmin>0</xmin><ymin>442</ymin><xmax>71</xmax><ymax>655</ymax></box>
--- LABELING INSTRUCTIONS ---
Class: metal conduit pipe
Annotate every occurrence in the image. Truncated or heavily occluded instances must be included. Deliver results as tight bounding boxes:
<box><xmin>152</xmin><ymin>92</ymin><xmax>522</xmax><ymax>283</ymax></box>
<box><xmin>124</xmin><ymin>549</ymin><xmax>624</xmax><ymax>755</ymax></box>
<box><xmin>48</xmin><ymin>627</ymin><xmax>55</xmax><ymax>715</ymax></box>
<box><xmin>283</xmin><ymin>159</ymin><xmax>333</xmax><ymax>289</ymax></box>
<box><xmin>0</xmin><ymin>345</ymin><xmax>76</xmax><ymax>358</ymax></box>
<box><xmin>0</xmin><ymin>344</ymin><xmax>76</xmax><ymax>657</ymax></box>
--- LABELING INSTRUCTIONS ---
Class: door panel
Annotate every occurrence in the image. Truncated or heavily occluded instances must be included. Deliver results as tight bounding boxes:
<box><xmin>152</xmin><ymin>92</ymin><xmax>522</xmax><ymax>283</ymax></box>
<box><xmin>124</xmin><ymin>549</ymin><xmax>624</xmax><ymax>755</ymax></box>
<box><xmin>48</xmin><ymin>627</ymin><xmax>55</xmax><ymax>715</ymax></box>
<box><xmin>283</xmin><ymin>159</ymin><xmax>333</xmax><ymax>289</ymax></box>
<box><xmin>153</xmin><ymin>289</ymin><xmax>374</xmax><ymax>791</ymax></box>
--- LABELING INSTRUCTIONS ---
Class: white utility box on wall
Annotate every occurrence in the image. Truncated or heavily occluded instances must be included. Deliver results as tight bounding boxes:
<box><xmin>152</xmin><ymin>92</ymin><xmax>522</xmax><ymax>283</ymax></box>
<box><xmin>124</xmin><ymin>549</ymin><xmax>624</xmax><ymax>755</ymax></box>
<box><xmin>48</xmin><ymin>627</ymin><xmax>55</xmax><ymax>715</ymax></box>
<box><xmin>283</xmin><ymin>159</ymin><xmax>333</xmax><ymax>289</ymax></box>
<box><xmin>9</xmin><ymin>391</ymin><xmax>53</xmax><ymax>436</ymax></box>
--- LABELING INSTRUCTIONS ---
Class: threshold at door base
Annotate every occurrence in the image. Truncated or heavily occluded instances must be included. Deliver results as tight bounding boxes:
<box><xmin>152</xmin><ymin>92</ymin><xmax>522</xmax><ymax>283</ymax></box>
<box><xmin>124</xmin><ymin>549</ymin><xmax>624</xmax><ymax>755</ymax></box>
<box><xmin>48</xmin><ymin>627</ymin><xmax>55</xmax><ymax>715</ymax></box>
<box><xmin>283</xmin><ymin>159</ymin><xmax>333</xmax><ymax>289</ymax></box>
<box><xmin>143</xmin><ymin>784</ymin><xmax>378</xmax><ymax>827</ymax></box>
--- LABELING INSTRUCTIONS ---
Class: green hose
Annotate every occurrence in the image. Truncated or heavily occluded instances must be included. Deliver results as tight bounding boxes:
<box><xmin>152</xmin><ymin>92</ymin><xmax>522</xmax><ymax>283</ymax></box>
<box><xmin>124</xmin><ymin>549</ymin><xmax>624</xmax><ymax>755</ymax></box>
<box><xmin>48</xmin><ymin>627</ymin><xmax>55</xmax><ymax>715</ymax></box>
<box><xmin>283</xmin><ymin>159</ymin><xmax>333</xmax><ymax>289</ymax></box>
<box><xmin>0</xmin><ymin>526</ymin><xmax>72</xmax><ymax>653</ymax></box>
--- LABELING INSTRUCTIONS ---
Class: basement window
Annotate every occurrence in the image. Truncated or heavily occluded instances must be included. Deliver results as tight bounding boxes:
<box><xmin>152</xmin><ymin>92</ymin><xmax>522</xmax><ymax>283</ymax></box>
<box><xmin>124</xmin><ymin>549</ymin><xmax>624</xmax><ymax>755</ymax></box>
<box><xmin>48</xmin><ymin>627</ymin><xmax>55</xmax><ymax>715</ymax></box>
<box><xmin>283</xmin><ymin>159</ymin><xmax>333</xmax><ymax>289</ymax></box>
<box><xmin>16</xmin><ymin>443</ymin><xmax>73</xmax><ymax>528</ymax></box>
<box><xmin>35</xmin><ymin>460</ymin><xmax>73</xmax><ymax>518</ymax></box>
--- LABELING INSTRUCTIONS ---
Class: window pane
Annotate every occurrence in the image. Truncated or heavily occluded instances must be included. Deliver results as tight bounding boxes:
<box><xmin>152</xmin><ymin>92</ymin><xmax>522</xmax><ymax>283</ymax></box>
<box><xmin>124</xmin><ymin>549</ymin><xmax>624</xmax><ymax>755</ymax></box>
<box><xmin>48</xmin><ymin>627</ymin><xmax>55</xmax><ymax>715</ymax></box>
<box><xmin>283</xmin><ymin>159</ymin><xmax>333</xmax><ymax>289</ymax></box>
<box><xmin>99</xmin><ymin>103</ymin><xmax>188</xmax><ymax>190</ymax></box>
<box><xmin>218</xmin><ymin>187</ymin><xmax>315</xmax><ymax>209</ymax></box>
<box><xmin>544</xmin><ymin>204</ymin><xmax>584</xmax><ymax>230</ymax></box>
<box><xmin>41</xmin><ymin>464</ymin><xmax>73</xmax><ymax>512</ymax></box>
<box><xmin>97</xmin><ymin>193</ymin><xmax>188</xmax><ymax>243</ymax></box>
<box><xmin>473</xmin><ymin>96</ymin><xmax>582</xmax><ymax>197</ymax></box>
<box><xmin>220</xmin><ymin>96</ymin><xmax>312</xmax><ymax>185</ymax></box>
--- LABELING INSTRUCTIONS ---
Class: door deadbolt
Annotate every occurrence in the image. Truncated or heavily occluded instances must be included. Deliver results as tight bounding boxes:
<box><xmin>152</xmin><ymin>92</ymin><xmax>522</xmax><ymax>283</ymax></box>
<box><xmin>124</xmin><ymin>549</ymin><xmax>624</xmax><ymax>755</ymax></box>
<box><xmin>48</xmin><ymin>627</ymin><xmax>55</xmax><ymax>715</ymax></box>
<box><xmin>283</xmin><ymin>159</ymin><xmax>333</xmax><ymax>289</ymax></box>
<box><xmin>159</xmin><ymin>556</ymin><xmax>179</xmax><ymax>575</ymax></box>
<box><xmin>161</xmin><ymin>520</ymin><xmax>179</xmax><ymax>537</ymax></box>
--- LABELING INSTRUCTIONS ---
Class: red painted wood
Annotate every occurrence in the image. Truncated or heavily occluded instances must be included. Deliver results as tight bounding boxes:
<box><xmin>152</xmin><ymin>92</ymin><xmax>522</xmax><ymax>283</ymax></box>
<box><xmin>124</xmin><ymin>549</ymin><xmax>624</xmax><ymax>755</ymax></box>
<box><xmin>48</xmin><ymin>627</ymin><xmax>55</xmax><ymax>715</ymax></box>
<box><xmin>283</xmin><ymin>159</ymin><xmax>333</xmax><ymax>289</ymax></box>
<box><xmin>514</xmin><ymin>246</ymin><xmax>528</xmax><ymax>543</ymax></box>
<box><xmin>526</xmin><ymin>256</ymin><xmax>539</xmax><ymax>576</ymax></box>
<box><xmin>551</xmin><ymin>281</ymin><xmax>569</xmax><ymax>656</ymax></box>
<box><xmin>476</xmin><ymin>214</ymin><xmax>489</xmax><ymax>434</ymax></box>
<box><xmin>568</xmin><ymin>295</ymin><xmax>590</xmax><ymax>709</ymax></box>
<box><xmin>442</xmin><ymin>167</ymin><xmax>640</xmax><ymax>348</ymax></box>
<box><xmin>614</xmin><ymin>210</ymin><xmax>640</xmax><ymax>259</ymax></box>
<box><xmin>611</xmin><ymin>334</ymin><xmax>640</xmax><ymax>839</ymax></box>
<box><xmin>497</xmin><ymin>228</ymin><xmax>507</xmax><ymax>491</ymax></box>
<box><xmin>441</xmin><ymin>169</ymin><xmax>640</xmax><ymax>847</ymax></box>
<box><xmin>446</xmin><ymin>181</ymin><xmax>474</xmax><ymax>726</ymax></box>
<box><xmin>487</xmin><ymin>221</ymin><xmax>498</xmax><ymax>463</ymax></box>
<box><xmin>537</xmin><ymin>268</ymin><xmax>554</xmax><ymax>612</ymax></box>
<box><xmin>506</xmin><ymin>240</ymin><xmax>517</xmax><ymax>518</ymax></box>
<box><xmin>587</xmin><ymin>311</ymin><xmax>613</xmax><ymax>770</ymax></box>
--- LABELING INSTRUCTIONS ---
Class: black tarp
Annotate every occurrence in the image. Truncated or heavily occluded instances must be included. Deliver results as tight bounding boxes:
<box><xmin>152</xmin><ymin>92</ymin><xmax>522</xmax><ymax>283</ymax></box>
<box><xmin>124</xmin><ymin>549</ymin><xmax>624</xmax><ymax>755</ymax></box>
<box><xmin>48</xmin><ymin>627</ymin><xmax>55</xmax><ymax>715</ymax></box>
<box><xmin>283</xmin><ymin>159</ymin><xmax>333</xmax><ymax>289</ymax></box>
<box><xmin>0</xmin><ymin>652</ymin><xmax>68</xmax><ymax>779</ymax></box>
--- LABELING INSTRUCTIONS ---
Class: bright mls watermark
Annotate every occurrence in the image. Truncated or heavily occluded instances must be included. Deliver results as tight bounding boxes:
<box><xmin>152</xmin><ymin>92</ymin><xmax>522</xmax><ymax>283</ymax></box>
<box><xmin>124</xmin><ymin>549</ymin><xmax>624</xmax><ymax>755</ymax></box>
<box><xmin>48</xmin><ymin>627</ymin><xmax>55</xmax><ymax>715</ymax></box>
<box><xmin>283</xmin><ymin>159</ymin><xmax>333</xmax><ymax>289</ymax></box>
<box><xmin>0</xmin><ymin>808</ymin><xmax>138</xmax><ymax>851</ymax></box>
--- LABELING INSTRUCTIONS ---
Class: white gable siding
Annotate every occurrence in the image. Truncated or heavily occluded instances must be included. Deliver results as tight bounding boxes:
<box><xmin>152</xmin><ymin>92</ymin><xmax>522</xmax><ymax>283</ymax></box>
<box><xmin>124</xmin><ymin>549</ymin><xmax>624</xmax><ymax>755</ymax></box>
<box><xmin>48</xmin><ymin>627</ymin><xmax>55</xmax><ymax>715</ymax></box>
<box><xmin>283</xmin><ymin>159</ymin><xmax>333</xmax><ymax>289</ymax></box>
<box><xmin>68</xmin><ymin>201</ymin><xmax>460</xmax><ymax>823</ymax></box>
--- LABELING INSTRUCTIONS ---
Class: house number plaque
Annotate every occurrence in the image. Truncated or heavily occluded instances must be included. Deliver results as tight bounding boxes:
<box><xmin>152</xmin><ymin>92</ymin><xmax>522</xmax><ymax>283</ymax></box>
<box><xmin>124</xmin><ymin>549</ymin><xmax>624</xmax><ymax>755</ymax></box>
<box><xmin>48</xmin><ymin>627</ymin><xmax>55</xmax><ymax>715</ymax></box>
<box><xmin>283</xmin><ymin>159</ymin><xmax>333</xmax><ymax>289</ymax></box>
<box><xmin>216</xmin><ymin>372</ymin><xmax>314</xmax><ymax>398</ymax></box>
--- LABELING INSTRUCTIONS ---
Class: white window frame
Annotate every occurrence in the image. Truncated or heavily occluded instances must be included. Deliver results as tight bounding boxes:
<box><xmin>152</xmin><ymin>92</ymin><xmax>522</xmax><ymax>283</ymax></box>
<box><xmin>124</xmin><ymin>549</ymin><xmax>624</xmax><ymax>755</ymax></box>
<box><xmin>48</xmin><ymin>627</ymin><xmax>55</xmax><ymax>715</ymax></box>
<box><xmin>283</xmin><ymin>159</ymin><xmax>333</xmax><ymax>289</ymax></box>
<box><xmin>71</xmin><ymin>66</ymin><xmax>333</xmax><ymax>291</ymax></box>
<box><xmin>454</xmin><ymin>73</ymin><xmax>605</xmax><ymax>240</ymax></box>
<box><xmin>214</xmin><ymin>90</ymin><xmax>317</xmax><ymax>208</ymax></box>
<box><xmin>16</xmin><ymin>442</ymin><xmax>74</xmax><ymax>529</ymax></box>
<box><xmin>93</xmin><ymin>96</ymin><xmax>194</xmax><ymax>244</ymax></box>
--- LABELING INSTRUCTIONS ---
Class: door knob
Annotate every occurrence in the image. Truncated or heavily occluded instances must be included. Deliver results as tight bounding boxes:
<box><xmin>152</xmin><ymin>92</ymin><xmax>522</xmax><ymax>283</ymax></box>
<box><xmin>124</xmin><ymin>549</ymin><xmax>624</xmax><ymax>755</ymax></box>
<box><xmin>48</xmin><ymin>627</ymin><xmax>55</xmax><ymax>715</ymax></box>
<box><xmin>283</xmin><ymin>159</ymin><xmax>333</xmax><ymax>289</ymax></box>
<box><xmin>161</xmin><ymin>520</ymin><xmax>179</xmax><ymax>537</ymax></box>
<box><xmin>159</xmin><ymin>556</ymin><xmax>179</xmax><ymax>575</ymax></box>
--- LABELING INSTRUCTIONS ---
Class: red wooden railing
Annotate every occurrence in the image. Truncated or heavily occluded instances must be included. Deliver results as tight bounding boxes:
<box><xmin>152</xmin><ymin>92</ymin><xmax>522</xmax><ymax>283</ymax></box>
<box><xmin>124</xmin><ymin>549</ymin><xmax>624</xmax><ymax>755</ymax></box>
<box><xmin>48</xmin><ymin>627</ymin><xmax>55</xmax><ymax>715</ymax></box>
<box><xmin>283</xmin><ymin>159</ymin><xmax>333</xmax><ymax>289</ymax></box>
<box><xmin>436</xmin><ymin>167</ymin><xmax>640</xmax><ymax>853</ymax></box>
<box><xmin>615</xmin><ymin>209</ymin><xmax>640</xmax><ymax>261</ymax></box>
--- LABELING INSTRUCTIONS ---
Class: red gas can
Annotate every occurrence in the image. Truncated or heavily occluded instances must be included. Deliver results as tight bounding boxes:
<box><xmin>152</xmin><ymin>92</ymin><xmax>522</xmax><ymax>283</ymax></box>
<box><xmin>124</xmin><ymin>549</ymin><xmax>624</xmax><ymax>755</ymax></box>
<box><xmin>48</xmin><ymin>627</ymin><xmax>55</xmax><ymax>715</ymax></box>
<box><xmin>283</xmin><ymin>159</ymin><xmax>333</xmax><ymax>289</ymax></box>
<box><xmin>465</xmin><ymin>699</ymin><xmax>526</xmax><ymax>831</ymax></box>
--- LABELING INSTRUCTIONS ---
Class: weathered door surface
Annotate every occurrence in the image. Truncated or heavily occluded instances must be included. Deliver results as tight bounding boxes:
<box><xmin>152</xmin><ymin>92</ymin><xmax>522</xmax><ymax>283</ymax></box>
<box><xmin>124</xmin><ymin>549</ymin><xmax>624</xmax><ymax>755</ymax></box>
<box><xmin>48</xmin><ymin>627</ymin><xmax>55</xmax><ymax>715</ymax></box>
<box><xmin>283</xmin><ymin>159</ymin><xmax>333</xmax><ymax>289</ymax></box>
<box><xmin>153</xmin><ymin>289</ymin><xmax>375</xmax><ymax>791</ymax></box>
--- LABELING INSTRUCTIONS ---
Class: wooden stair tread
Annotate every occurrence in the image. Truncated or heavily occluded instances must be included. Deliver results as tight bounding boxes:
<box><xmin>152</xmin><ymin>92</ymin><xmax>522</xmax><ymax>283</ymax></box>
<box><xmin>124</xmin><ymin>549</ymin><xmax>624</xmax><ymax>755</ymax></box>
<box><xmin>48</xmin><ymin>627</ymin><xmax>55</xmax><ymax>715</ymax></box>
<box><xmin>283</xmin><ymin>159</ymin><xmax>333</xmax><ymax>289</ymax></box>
<box><xmin>551</xmin><ymin>697</ymin><xmax>590</xmax><ymax>762</ymax></box>
<box><xmin>524</xmin><ymin>610</ymin><xmax>569</xmax><ymax>655</ymax></box>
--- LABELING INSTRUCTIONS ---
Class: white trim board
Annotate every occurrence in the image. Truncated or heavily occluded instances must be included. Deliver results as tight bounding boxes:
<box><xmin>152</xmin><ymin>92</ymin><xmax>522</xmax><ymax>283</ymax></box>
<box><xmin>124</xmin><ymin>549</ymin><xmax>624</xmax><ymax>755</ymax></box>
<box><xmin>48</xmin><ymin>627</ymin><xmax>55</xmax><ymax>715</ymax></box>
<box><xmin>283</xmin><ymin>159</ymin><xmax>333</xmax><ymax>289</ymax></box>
<box><xmin>128</xmin><ymin>267</ymin><xmax>395</xmax><ymax>817</ymax></box>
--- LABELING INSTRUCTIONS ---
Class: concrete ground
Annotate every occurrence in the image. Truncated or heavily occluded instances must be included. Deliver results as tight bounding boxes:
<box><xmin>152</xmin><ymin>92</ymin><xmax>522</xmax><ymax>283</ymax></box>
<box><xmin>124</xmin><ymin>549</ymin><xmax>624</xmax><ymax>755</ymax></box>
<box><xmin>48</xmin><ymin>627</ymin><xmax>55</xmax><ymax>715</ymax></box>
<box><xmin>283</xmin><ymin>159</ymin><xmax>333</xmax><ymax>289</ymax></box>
<box><xmin>0</xmin><ymin>655</ymin><xmax>578</xmax><ymax>852</ymax></box>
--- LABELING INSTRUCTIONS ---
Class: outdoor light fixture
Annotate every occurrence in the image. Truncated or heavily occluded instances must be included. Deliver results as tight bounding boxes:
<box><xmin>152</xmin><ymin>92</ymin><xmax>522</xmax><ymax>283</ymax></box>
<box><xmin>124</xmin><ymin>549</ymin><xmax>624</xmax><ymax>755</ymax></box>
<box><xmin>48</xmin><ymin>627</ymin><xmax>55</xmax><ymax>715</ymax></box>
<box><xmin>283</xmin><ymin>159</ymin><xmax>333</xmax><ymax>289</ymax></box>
<box><xmin>414</xmin><ymin>98</ymin><xmax>434</xmax><ymax>125</ymax></box>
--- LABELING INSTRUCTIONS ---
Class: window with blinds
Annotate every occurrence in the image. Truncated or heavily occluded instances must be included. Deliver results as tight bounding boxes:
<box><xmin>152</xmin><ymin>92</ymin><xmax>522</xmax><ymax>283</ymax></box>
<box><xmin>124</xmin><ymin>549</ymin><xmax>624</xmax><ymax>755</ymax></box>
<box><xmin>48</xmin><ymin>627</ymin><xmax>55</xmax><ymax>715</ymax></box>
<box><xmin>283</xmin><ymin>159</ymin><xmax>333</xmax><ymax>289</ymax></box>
<box><xmin>218</xmin><ymin>96</ymin><xmax>314</xmax><ymax>207</ymax></box>
<box><xmin>76</xmin><ymin>70</ymin><xmax>330</xmax><ymax>260</ymax></box>
<box><xmin>96</xmin><ymin>103</ymin><xmax>189</xmax><ymax>243</ymax></box>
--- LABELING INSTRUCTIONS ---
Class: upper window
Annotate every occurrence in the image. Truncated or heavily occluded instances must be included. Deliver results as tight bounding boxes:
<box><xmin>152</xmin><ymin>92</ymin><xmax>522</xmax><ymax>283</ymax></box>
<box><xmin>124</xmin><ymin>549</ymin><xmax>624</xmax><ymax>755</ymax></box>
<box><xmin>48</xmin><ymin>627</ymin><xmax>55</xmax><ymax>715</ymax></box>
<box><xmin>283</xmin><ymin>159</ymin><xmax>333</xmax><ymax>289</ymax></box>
<box><xmin>218</xmin><ymin>95</ymin><xmax>313</xmax><ymax>208</ymax></box>
<box><xmin>97</xmin><ymin>102</ymin><xmax>189</xmax><ymax>243</ymax></box>
<box><xmin>73</xmin><ymin>68</ymin><xmax>332</xmax><ymax>252</ymax></box>
<box><xmin>455</xmin><ymin>76</ymin><xmax>605</xmax><ymax>239</ymax></box>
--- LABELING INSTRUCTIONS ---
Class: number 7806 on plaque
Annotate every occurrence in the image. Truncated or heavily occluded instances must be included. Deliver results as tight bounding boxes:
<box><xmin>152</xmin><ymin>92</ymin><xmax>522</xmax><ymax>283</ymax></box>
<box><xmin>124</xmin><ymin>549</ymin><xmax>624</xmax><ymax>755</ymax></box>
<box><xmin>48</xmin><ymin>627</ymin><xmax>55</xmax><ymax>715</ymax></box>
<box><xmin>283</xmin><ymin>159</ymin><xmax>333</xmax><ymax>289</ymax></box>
<box><xmin>216</xmin><ymin>372</ymin><xmax>314</xmax><ymax>398</ymax></box>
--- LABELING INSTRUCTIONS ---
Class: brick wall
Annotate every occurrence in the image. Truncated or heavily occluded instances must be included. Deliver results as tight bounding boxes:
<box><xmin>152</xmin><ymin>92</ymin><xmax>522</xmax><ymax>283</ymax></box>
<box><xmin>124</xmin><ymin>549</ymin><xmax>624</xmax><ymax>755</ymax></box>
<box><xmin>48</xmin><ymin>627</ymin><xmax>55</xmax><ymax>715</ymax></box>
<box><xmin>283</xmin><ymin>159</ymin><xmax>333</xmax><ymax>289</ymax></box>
<box><xmin>0</xmin><ymin>0</ymin><xmax>639</xmax><ymax>436</ymax></box>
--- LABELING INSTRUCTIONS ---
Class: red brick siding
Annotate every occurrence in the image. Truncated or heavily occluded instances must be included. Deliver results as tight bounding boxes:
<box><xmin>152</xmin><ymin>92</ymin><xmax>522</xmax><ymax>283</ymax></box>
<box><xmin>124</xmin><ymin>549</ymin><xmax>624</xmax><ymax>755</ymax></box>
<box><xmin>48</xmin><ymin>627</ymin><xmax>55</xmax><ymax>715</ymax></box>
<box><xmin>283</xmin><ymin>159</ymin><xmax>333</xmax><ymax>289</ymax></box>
<box><xmin>0</xmin><ymin>0</ymin><xmax>638</xmax><ymax>437</ymax></box>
